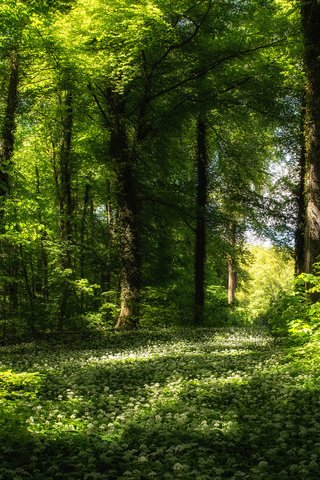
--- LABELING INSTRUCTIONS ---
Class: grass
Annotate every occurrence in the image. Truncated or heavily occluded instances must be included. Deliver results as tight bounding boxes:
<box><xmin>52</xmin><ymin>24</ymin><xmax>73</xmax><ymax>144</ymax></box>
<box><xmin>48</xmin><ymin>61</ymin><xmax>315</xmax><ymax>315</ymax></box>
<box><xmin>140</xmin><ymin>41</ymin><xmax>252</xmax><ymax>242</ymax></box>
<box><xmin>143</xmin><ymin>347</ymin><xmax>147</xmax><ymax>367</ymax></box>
<box><xmin>1</xmin><ymin>327</ymin><xmax>320</xmax><ymax>479</ymax></box>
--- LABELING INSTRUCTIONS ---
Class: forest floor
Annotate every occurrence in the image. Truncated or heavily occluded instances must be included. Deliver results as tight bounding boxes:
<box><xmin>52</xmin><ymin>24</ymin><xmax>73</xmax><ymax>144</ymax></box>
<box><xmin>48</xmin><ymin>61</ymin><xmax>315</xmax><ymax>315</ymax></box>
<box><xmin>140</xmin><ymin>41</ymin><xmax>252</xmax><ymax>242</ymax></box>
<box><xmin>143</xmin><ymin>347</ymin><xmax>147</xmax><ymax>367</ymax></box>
<box><xmin>1</xmin><ymin>327</ymin><xmax>320</xmax><ymax>480</ymax></box>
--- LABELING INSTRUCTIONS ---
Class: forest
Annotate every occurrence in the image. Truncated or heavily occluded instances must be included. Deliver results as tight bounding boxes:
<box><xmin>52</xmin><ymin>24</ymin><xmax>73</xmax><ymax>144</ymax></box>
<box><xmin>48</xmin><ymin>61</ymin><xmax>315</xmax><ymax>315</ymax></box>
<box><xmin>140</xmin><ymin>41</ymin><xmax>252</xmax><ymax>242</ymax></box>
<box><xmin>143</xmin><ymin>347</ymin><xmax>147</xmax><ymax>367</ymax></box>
<box><xmin>0</xmin><ymin>0</ymin><xmax>307</xmax><ymax>333</ymax></box>
<box><xmin>2</xmin><ymin>0</ymin><xmax>320</xmax><ymax>478</ymax></box>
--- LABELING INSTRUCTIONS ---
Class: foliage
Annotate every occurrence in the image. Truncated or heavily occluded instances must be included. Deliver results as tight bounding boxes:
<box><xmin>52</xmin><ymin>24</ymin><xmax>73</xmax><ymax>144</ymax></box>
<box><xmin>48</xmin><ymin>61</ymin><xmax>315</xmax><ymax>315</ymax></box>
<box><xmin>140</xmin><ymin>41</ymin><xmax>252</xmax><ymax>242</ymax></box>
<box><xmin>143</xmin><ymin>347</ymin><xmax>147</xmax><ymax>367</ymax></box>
<box><xmin>0</xmin><ymin>370</ymin><xmax>42</xmax><ymax>400</ymax></box>
<box><xmin>0</xmin><ymin>0</ymin><xmax>303</xmax><ymax>331</ymax></box>
<box><xmin>237</xmin><ymin>245</ymin><xmax>295</xmax><ymax>321</ymax></box>
<box><xmin>1</xmin><ymin>327</ymin><xmax>320</xmax><ymax>479</ymax></box>
<box><xmin>265</xmin><ymin>263</ymin><xmax>320</xmax><ymax>342</ymax></box>
<box><xmin>258</xmin><ymin>263</ymin><xmax>320</xmax><ymax>341</ymax></box>
<box><xmin>140</xmin><ymin>286</ymin><xmax>180</xmax><ymax>328</ymax></box>
<box><xmin>264</xmin><ymin>289</ymin><xmax>308</xmax><ymax>339</ymax></box>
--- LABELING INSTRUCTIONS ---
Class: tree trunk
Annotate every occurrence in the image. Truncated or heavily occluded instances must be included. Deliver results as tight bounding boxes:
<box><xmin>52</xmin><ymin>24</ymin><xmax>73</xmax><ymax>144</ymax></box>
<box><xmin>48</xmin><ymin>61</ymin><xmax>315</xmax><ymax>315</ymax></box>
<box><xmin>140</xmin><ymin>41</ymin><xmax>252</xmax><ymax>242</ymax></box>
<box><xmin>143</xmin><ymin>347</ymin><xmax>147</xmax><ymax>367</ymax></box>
<box><xmin>78</xmin><ymin>181</ymin><xmax>91</xmax><ymax>313</ymax></box>
<box><xmin>115</xmin><ymin>162</ymin><xmax>140</xmax><ymax>329</ymax></box>
<box><xmin>227</xmin><ymin>223</ymin><xmax>237</xmax><ymax>305</ymax></box>
<box><xmin>0</xmin><ymin>50</ymin><xmax>19</xmax><ymax>326</ymax></box>
<box><xmin>295</xmin><ymin>98</ymin><xmax>306</xmax><ymax>275</ymax></box>
<box><xmin>80</xmin><ymin>181</ymin><xmax>91</xmax><ymax>279</ymax></box>
<box><xmin>227</xmin><ymin>258</ymin><xmax>236</xmax><ymax>305</ymax></box>
<box><xmin>228</xmin><ymin>221</ymin><xmax>237</xmax><ymax>305</ymax></box>
<box><xmin>0</xmin><ymin>49</ymin><xmax>19</xmax><ymax>223</ymax></box>
<box><xmin>35</xmin><ymin>164</ymin><xmax>50</xmax><ymax>307</ymax></box>
<box><xmin>194</xmin><ymin>118</ymin><xmax>208</xmax><ymax>324</ymax></box>
<box><xmin>59</xmin><ymin>87</ymin><xmax>73</xmax><ymax>257</ymax></box>
<box><xmin>58</xmin><ymin>84</ymin><xmax>74</xmax><ymax>330</ymax></box>
<box><xmin>20</xmin><ymin>245</ymin><xmax>36</xmax><ymax>335</ymax></box>
<box><xmin>111</xmin><ymin>98</ymin><xmax>141</xmax><ymax>329</ymax></box>
<box><xmin>302</xmin><ymin>1</ymin><xmax>320</xmax><ymax>274</ymax></box>
<box><xmin>101</xmin><ymin>179</ymin><xmax>114</xmax><ymax>291</ymax></box>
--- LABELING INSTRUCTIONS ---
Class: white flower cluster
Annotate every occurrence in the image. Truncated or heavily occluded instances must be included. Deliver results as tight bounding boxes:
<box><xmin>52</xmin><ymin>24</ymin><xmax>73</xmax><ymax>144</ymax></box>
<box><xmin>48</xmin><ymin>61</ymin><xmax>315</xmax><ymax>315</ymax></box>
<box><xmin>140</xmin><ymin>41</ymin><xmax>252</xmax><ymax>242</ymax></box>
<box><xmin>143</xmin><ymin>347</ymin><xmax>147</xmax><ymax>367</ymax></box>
<box><xmin>1</xmin><ymin>327</ymin><xmax>320</xmax><ymax>479</ymax></box>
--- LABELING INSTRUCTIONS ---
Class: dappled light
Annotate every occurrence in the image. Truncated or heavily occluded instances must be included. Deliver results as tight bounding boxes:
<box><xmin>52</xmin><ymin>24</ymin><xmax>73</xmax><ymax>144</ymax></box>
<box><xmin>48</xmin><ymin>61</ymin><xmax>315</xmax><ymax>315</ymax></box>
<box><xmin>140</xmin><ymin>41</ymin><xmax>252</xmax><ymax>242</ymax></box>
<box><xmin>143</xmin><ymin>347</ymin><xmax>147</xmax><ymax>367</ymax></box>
<box><xmin>1</xmin><ymin>0</ymin><xmax>320</xmax><ymax>478</ymax></box>
<box><xmin>1</xmin><ymin>328</ymin><xmax>320</xmax><ymax>479</ymax></box>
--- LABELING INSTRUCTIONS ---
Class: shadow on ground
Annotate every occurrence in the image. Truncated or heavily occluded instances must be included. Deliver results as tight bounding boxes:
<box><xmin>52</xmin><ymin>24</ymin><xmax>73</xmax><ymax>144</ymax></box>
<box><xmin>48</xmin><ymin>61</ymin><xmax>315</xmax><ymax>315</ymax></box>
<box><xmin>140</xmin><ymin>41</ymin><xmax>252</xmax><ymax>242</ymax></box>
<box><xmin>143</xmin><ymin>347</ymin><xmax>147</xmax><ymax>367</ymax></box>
<box><xmin>1</xmin><ymin>328</ymin><xmax>319</xmax><ymax>479</ymax></box>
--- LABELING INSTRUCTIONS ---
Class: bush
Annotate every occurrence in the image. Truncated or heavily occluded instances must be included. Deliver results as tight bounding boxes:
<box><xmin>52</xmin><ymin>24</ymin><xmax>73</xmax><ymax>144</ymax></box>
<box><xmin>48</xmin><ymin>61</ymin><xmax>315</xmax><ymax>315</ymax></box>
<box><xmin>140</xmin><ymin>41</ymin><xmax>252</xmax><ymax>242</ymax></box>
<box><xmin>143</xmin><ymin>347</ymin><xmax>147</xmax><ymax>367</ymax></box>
<box><xmin>140</xmin><ymin>286</ymin><xmax>181</xmax><ymax>327</ymax></box>
<box><xmin>265</xmin><ymin>263</ymin><xmax>320</xmax><ymax>342</ymax></box>
<box><xmin>263</xmin><ymin>289</ymin><xmax>308</xmax><ymax>339</ymax></box>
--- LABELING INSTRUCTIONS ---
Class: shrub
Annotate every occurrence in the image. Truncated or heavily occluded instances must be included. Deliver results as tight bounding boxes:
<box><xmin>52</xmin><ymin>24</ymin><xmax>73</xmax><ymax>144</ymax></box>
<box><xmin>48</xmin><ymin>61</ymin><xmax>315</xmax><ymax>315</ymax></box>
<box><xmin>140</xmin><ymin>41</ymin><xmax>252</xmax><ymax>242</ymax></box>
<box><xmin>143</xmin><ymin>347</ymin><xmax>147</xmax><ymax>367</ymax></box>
<box><xmin>266</xmin><ymin>263</ymin><xmax>320</xmax><ymax>342</ymax></box>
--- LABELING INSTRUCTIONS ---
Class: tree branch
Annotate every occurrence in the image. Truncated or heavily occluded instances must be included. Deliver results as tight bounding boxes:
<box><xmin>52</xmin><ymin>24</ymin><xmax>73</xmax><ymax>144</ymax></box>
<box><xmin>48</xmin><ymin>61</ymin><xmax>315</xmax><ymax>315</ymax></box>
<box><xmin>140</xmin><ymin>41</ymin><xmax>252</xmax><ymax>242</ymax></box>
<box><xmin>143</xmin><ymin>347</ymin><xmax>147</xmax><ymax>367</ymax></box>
<box><xmin>149</xmin><ymin>1</ymin><xmax>213</xmax><ymax>75</ymax></box>
<box><xmin>87</xmin><ymin>83</ymin><xmax>110</xmax><ymax>126</ymax></box>
<box><xmin>142</xmin><ymin>195</ymin><xmax>196</xmax><ymax>220</ymax></box>
<box><xmin>148</xmin><ymin>39</ymin><xmax>282</xmax><ymax>101</ymax></box>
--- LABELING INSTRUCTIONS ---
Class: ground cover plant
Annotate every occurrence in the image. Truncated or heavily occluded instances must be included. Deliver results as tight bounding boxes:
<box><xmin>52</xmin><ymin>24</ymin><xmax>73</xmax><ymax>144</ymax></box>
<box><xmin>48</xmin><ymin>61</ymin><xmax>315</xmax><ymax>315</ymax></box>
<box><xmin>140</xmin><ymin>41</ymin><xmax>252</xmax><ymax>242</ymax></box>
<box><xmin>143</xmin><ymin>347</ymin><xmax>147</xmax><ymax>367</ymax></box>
<box><xmin>1</xmin><ymin>327</ymin><xmax>320</xmax><ymax>479</ymax></box>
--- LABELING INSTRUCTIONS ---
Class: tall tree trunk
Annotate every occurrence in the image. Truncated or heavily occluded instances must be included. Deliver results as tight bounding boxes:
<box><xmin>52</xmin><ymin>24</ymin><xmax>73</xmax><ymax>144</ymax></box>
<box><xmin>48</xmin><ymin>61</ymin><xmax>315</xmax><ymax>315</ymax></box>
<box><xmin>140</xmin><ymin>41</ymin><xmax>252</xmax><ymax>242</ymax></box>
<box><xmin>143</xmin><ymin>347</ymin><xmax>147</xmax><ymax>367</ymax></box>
<box><xmin>20</xmin><ymin>245</ymin><xmax>35</xmax><ymax>335</ymax></box>
<box><xmin>111</xmin><ymin>98</ymin><xmax>141</xmax><ymax>329</ymax></box>
<box><xmin>101</xmin><ymin>179</ymin><xmax>114</xmax><ymax>291</ymax></box>
<box><xmin>0</xmin><ymin>49</ymin><xmax>19</xmax><ymax>223</ymax></box>
<box><xmin>0</xmin><ymin>49</ymin><xmax>19</xmax><ymax>326</ymax></box>
<box><xmin>228</xmin><ymin>258</ymin><xmax>236</xmax><ymax>305</ymax></box>
<box><xmin>58</xmin><ymin>84</ymin><xmax>74</xmax><ymax>330</ymax></box>
<box><xmin>79</xmin><ymin>181</ymin><xmax>91</xmax><ymax>313</ymax></box>
<box><xmin>35</xmin><ymin>164</ymin><xmax>49</xmax><ymax>305</ymax></box>
<box><xmin>302</xmin><ymin>1</ymin><xmax>320</xmax><ymax>274</ymax></box>
<box><xmin>227</xmin><ymin>223</ymin><xmax>237</xmax><ymax>305</ymax></box>
<box><xmin>115</xmin><ymin>159</ymin><xmax>140</xmax><ymax>329</ymax></box>
<box><xmin>194</xmin><ymin>118</ymin><xmax>208</xmax><ymax>324</ymax></box>
<box><xmin>295</xmin><ymin>98</ymin><xmax>306</xmax><ymax>275</ymax></box>
<box><xmin>59</xmin><ymin>87</ymin><xmax>73</xmax><ymax>259</ymax></box>
<box><xmin>228</xmin><ymin>221</ymin><xmax>237</xmax><ymax>305</ymax></box>
<box><xmin>80</xmin><ymin>181</ymin><xmax>91</xmax><ymax>279</ymax></box>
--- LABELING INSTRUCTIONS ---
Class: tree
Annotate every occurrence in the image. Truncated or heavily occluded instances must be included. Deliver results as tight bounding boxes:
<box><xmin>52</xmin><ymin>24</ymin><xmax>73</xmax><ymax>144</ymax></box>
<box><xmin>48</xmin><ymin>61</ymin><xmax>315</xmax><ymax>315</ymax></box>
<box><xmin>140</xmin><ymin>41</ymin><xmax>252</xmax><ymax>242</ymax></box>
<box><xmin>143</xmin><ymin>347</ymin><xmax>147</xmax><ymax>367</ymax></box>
<box><xmin>295</xmin><ymin>97</ymin><xmax>306</xmax><ymax>275</ymax></box>
<box><xmin>194</xmin><ymin>117</ymin><xmax>208</xmax><ymax>324</ymax></box>
<box><xmin>301</xmin><ymin>0</ymin><xmax>320</xmax><ymax>274</ymax></box>
<box><xmin>0</xmin><ymin>0</ymin><xmax>303</xmax><ymax>335</ymax></box>
<box><xmin>56</xmin><ymin>0</ymin><xmax>294</xmax><ymax>327</ymax></box>
<box><xmin>0</xmin><ymin>49</ymin><xmax>19</xmax><ymax>219</ymax></box>
<box><xmin>56</xmin><ymin>75</ymin><xmax>74</xmax><ymax>329</ymax></box>
<box><xmin>0</xmin><ymin>0</ymin><xmax>26</xmax><ymax>225</ymax></box>
<box><xmin>227</xmin><ymin>222</ymin><xmax>237</xmax><ymax>305</ymax></box>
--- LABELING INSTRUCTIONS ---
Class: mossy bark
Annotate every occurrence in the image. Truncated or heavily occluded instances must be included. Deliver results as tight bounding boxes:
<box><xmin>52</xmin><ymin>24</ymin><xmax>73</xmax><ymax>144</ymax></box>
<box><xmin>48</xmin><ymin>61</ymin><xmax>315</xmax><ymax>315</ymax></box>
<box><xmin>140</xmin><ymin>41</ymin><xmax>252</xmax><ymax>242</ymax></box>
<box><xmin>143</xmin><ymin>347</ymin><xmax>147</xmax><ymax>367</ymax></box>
<box><xmin>110</xmin><ymin>97</ymin><xmax>141</xmax><ymax>329</ymax></box>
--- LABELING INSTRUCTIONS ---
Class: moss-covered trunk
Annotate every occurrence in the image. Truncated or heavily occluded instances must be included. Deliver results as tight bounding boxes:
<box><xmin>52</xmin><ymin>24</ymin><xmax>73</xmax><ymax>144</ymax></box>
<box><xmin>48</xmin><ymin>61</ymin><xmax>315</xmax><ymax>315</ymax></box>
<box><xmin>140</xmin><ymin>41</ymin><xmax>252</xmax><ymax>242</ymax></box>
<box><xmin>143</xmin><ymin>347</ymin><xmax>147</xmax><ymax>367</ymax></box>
<box><xmin>110</xmin><ymin>98</ymin><xmax>141</xmax><ymax>329</ymax></box>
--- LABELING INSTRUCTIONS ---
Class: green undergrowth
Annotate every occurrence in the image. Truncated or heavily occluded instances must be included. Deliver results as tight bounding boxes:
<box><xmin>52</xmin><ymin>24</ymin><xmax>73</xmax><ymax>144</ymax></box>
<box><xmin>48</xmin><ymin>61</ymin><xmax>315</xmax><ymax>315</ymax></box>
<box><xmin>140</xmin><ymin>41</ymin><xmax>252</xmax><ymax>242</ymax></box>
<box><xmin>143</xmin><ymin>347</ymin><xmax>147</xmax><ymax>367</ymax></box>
<box><xmin>1</xmin><ymin>327</ymin><xmax>320</xmax><ymax>479</ymax></box>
